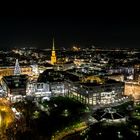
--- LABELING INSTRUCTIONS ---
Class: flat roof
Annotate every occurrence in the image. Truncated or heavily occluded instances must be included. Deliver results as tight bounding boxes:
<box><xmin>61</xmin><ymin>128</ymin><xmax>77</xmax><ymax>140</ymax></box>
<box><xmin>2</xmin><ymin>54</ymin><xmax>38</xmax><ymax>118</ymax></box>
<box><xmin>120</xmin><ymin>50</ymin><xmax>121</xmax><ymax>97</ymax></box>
<box><xmin>80</xmin><ymin>79</ymin><xmax>123</xmax><ymax>87</ymax></box>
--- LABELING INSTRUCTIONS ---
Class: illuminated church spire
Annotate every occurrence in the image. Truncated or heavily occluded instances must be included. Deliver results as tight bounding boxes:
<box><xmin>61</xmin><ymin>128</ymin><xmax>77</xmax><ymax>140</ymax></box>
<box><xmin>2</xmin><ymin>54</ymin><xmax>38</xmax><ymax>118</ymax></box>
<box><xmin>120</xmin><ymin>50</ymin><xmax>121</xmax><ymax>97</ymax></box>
<box><xmin>14</xmin><ymin>59</ymin><xmax>21</xmax><ymax>75</ymax></box>
<box><xmin>51</xmin><ymin>38</ymin><xmax>57</xmax><ymax>65</ymax></box>
<box><xmin>53</xmin><ymin>38</ymin><xmax>55</xmax><ymax>51</ymax></box>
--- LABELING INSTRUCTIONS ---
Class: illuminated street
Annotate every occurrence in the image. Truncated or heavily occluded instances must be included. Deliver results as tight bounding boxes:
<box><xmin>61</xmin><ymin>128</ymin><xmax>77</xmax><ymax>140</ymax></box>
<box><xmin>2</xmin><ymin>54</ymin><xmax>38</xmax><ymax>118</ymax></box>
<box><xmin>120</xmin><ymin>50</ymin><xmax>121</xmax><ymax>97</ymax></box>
<box><xmin>0</xmin><ymin>98</ymin><xmax>15</xmax><ymax>139</ymax></box>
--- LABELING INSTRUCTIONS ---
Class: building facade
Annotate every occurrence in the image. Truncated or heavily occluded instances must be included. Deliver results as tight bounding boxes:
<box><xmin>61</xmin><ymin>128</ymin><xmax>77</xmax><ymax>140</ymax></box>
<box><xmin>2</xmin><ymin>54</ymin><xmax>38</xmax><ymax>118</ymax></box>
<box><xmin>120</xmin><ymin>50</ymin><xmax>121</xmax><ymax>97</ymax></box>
<box><xmin>124</xmin><ymin>82</ymin><xmax>140</xmax><ymax>101</ymax></box>
<box><xmin>134</xmin><ymin>64</ymin><xmax>140</xmax><ymax>81</ymax></box>
<box><xmin>27</xmin><ymin>82</ymin><xmax>51</xmax><ymax>97</ymax></box>
<box><xmin>1</xmin><ymin>75</ymin><xmax>28</xmax><ymax>102</ymax></box>
<box><xmin>37</xmin><ymin>69</ymin><xmax>65</xmax><ymax>96</ymax></box>
<box><xmin>65</xmin><ymin>78</ymin><xmax>124</xmax><ymax>106</ymax></box>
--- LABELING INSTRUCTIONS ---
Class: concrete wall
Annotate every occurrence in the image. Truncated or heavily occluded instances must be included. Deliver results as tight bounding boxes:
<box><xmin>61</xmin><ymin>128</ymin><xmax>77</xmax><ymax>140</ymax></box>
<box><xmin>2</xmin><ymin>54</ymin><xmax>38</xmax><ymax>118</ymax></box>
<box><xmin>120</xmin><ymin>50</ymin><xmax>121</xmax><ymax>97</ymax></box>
<box><xmin>124</xmin><ymin>82</ymin><xmax>140</xmax><ymax>101</ymax></box>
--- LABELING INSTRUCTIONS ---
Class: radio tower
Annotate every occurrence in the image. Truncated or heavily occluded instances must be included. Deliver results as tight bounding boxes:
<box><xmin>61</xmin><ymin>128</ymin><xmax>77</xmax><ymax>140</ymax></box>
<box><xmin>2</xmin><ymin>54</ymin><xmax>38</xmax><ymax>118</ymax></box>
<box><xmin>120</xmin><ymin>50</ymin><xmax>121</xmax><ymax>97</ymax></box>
<box><xmin>14</xmin><ymin>59</ymin><xmax>21</xmax><ymax>75</ymax></box>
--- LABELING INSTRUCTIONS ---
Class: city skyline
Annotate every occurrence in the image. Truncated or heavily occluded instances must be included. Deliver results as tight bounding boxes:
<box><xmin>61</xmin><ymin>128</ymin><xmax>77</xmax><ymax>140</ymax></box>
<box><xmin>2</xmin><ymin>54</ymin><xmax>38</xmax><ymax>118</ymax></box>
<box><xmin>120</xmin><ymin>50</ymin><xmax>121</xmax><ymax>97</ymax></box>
<box><xmin>1</xmin><ymin>4</ymin><xmax>140</xmax><ymax>140</ymax></box>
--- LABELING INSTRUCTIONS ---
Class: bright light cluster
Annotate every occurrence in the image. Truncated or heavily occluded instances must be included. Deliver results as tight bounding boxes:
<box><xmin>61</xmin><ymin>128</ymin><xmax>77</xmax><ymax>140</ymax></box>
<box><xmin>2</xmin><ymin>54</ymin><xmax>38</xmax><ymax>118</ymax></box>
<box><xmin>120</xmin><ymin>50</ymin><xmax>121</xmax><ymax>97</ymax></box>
<box><xmin>0</xmin><ymin>98</ymin><xmax>15</xmax><ymax>130</ymax></box>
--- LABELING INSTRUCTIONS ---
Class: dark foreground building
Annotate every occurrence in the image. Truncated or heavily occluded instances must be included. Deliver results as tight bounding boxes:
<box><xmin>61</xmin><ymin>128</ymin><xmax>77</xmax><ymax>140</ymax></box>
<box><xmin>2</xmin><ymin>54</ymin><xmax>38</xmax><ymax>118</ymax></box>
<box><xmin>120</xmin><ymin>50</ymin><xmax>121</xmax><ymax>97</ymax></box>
<box><xmin>1</xmin><ymin>75</ymin><xmax>28</xmax><ymax>101</ymax></box>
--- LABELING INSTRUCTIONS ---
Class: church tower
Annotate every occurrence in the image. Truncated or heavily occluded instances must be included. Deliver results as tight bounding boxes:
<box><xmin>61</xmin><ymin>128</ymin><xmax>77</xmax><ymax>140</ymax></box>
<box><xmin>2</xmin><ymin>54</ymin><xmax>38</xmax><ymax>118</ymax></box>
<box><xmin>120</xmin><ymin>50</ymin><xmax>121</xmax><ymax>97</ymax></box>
<box><xmin>51</xmin><ymin>38</ymin><xmax>57</xmax><ymax>65</ymax></box>
<box><xmin>14</xmin><ymin>59</ymin><xmax>21</xmax><ymax>75</ymax></box>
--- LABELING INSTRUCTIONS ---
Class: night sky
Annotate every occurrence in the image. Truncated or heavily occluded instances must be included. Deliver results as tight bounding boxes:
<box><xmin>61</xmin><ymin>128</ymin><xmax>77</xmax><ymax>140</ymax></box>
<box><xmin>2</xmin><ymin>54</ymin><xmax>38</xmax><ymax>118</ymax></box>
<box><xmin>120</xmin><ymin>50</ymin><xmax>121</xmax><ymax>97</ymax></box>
<box><xmin>0</xmin><ymin>6</ymin><xmax>140</xmax><ymax>49</ymax></box>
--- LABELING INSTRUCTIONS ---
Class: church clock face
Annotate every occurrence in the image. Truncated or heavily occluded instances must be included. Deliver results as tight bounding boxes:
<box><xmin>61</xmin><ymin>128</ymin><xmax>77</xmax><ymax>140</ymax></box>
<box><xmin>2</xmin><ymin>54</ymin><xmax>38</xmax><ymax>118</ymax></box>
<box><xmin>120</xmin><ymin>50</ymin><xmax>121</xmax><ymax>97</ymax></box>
<box><xmin>15</xmin><ymin>83</ymin><xmax>19</xmax><ymax>87</ymax></box>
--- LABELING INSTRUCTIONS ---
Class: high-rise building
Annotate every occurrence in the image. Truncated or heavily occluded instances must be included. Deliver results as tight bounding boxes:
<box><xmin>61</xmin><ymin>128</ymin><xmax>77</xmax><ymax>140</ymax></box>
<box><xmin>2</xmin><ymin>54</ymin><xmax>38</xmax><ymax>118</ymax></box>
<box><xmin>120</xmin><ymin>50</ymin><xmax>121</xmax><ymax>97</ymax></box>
<box><xmin>51</xmin><ymin>38</ymin><xmax>57</xmax><ymax>65</ymax></box>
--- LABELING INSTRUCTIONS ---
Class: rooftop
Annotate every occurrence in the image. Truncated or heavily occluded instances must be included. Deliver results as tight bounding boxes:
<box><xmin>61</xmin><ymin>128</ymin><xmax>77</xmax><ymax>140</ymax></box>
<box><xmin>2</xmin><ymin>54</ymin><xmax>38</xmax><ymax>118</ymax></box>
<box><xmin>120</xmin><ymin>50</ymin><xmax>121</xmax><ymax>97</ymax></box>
<box><xmin>80</xmin><ymin>79</ymin><xmax>123</xmax><ymax>87</ymax></box>
<box><xmin>38</xmin><ymin>69</ymin><xmax>65</xmax><ymax>83</ymax></box>
<box><xmin>2</xmin><ymin>75</ymin><xmax>28</xmax><ymax>89</ymax></box>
